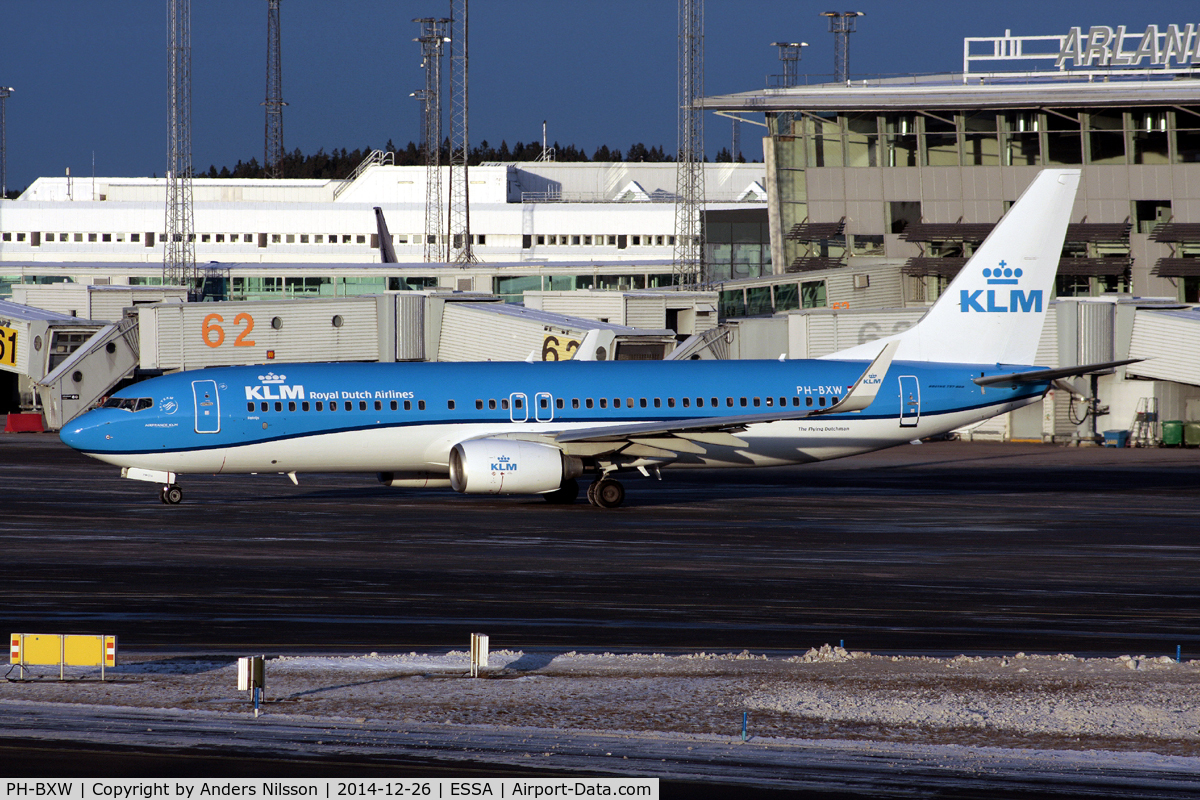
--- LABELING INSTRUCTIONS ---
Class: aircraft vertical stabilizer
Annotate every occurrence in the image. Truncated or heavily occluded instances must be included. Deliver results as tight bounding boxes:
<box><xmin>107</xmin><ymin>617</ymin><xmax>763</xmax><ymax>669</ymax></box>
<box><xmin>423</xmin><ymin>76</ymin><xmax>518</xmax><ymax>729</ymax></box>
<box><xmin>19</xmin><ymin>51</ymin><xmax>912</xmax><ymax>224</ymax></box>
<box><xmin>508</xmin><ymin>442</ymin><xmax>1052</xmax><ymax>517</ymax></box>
<box><xmin>828</xmin><ymin>169</ymin><xmax>1081</xmax><ymax>365</ymax></box>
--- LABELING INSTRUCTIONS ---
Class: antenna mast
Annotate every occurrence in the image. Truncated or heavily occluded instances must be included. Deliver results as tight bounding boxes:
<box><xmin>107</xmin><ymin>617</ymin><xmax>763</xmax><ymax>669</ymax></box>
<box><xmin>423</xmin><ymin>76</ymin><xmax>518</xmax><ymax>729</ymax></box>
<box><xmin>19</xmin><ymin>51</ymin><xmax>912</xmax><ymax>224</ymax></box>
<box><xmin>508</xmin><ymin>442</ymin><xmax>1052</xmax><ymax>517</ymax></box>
<box><xmin>820</xmin><ymin>11</ymin><xmax>863</xmax><ymax>83</ymax></box>
<box><xmin>448</xmin><ymin>0</ymin><xmax>474</xmax><ymax>264</ymax></box>
<box><xmin>673</xmin><ymin>0</ymin><xmax>705</xmax><ymax>290</ymax></box>
<box><xmin>264</xmin><ymin>0</ymin><xmax>286</xmax><ymax>178</ymax></box>
<box><xmin>164</xmin><ymin>0</ymin><xmax>195</xmax><ymax>295</ymax></box>
<box><xmin>0</xmin><ymin>87</ymin><xmax>12</xmax><ymax>199</ymax></box>
<box><xmin>415</xmin><ymin>17</ymin><xmax>449</xmax><ymax>263</ymax></box>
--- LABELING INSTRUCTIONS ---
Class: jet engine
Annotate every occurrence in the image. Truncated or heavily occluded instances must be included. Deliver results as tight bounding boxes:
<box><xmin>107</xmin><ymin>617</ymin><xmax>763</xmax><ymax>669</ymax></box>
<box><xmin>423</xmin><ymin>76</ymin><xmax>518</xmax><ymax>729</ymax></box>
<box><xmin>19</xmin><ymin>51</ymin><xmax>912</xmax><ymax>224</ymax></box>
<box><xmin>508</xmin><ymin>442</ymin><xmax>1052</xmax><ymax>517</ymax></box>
<box><xmin>449</xmin><ymin>439</ymin><xmax>583</xmax><ymax>495</ymax></box>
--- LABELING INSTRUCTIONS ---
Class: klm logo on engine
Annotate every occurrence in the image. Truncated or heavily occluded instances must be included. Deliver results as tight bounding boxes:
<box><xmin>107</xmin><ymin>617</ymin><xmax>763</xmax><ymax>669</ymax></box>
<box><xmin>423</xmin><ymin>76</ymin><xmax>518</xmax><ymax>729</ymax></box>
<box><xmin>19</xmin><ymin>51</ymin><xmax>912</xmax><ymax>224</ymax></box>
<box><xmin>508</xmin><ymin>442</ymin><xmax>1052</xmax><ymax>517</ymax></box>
<box><xmin>490</xmin><ymin>455</ymin><xmax>517</xmax><ymax>472</ymax></box>
<box><xmin>244</xmin><ymin>372</ymin><xmax>305</xmax><ymax>401</ymax></box>
<box><xmin>960</xmin><ymin>260</ymin><xmax>1042</xmax><ymax>314</ymax></box>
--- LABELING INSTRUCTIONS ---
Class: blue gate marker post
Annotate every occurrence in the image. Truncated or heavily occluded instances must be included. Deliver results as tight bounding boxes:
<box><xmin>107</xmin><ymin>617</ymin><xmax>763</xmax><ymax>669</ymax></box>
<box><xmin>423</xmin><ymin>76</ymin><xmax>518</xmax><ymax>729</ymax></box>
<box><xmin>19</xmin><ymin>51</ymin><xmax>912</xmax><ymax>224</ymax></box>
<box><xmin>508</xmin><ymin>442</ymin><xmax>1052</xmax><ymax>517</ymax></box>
<box><xmin>742</xmin><ymin>711</ymin><xmax>748</xmax><ymax>742</ymax></box>
<box><xmin>1178</xmin><ymin>645</ymin><xmax>1182</xmax><ymax>664</ymax></box>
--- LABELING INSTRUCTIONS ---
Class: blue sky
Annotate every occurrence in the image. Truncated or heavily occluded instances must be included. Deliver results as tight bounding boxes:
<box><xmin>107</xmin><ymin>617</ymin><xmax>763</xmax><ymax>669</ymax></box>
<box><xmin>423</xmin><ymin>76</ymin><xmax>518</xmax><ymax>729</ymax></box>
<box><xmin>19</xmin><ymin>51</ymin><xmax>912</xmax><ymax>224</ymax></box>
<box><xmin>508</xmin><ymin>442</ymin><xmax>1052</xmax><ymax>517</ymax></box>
<box><xmin>0</xmin><ymin>1</ymin><xmax>1194</xmax><ymax>191</ymax></box>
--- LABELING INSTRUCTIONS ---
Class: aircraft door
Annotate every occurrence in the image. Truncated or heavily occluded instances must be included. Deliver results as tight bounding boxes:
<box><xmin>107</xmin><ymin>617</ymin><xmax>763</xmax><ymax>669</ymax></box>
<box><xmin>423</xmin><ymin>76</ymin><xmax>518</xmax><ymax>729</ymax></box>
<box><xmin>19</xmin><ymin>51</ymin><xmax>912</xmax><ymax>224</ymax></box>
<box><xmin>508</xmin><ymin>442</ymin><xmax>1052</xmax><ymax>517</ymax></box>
<box><xmin>509</xmin><ymin>392</ymin><xmax>528</xmax><ymax>423</ymax></box>
<box><xmin>534</xmin><ymin>392</ymin><xmax>554</xmax><ymax>422</ymax></box>
<box><xmin>899</xmin><ymin>375</ymin><xmax>920</xmax><ymax>427</ymax></box>
<box><xmin>192</xmin><ymin>379</ymin><xmax>221</xmax><ymax>434</ymax></box>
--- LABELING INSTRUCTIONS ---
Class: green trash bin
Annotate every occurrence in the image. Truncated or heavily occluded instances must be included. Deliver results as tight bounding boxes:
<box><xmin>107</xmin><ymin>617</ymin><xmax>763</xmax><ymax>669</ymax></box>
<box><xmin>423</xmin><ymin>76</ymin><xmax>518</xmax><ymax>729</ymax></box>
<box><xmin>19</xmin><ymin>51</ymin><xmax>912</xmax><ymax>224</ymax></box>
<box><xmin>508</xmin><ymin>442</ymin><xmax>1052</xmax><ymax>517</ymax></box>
<box><xmin>1186</xmin><ymin>422</ymin><xmax>1200</xmax><ymax>447</ymax></box>
<box><xmin>1163</xmin><ymin>420</ymin><xmax>1184</xmax><ymax>447</ymax></box>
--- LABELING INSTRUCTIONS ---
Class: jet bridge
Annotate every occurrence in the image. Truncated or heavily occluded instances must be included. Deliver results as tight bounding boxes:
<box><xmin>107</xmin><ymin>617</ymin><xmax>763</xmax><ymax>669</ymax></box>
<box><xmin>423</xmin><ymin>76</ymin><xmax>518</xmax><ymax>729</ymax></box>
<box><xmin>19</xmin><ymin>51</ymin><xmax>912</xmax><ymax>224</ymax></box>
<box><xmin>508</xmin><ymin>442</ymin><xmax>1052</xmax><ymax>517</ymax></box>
<box><xmin>36</xmin><ymin>315</ymin><xmax>141</xmax><ymax>430</ymax></box>
<box><xmin>0</xmin><ymin>300</ymin><xmax>108</xmax><ymax>425</ymax></box>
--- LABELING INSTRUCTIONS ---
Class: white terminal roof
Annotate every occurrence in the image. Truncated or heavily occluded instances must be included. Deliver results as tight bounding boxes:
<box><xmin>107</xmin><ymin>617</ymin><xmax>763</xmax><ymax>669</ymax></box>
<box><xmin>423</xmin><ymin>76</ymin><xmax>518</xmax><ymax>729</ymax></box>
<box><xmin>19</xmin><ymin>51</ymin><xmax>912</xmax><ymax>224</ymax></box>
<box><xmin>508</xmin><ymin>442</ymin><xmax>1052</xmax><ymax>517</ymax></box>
<box><xmin>701</xmin><ymin>73</ymin><xmax>1200</xmax><ymax>113</ymax></box>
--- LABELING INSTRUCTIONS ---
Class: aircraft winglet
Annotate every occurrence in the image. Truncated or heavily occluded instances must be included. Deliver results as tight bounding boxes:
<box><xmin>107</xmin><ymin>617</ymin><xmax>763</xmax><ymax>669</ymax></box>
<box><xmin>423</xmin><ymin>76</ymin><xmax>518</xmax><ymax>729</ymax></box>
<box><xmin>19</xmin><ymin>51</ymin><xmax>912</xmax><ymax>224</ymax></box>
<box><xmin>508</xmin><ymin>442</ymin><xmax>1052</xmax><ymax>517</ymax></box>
<box><xmin>812</xmin><ymin>340</ymin><xmax>899</xmax><ymax>415</ymax></box>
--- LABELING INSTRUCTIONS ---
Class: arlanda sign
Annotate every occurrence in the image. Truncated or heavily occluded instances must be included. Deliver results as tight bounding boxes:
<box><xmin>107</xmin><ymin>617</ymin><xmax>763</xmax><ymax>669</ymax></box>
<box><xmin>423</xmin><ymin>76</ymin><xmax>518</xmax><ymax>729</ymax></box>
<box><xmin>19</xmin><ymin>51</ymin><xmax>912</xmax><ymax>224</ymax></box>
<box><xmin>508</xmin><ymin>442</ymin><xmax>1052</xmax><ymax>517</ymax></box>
<box><xmin>1056</xmin><ymin>25</ymin><xmax>1200</xmax><ymax>69</ymax></box>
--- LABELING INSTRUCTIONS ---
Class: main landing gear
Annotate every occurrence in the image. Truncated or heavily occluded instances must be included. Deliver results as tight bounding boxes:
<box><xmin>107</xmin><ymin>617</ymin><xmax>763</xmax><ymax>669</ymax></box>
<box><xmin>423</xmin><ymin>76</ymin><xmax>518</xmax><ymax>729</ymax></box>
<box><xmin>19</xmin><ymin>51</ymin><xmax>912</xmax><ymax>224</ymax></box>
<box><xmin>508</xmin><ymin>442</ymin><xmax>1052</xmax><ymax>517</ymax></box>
<box><xmin>541</xmin><ymin>476</ymin><xmax>627</xmax><ymax>508</ymax></box>
<box><xmin>159</xmin><ymin>484</ymin><xmax>183</xmax><ymax>505</ymax></box>
<box><xmin>586</xmin><ymin>477</ymin><xmax>625</xmax><ymax>509</ymax></box>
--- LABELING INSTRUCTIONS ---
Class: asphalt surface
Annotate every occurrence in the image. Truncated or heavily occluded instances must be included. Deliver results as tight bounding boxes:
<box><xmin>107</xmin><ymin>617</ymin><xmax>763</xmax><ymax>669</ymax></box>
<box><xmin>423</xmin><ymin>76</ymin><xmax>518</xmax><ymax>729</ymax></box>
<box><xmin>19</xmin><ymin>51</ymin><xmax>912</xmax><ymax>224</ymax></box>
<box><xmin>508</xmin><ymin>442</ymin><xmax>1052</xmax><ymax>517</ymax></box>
<box><xmin>4</xmin><ymin>434</ymin><xmax>1200</xmax><ymax>793</ymax></box>
<box><xmin>3</xmin><ymin>435</ymin><xmax>1198</xmax><ymax>657</ymax></box>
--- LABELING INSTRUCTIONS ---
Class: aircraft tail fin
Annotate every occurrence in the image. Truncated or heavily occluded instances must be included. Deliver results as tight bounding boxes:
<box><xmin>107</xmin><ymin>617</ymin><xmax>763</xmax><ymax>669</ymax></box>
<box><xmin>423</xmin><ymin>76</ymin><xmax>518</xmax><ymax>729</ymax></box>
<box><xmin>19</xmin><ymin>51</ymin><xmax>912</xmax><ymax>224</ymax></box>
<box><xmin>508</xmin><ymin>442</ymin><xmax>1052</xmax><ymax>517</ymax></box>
<box><xmin>827</xmin><ymin>169</ymin><xmax>1081</xmax><ymax>366</ymax></box>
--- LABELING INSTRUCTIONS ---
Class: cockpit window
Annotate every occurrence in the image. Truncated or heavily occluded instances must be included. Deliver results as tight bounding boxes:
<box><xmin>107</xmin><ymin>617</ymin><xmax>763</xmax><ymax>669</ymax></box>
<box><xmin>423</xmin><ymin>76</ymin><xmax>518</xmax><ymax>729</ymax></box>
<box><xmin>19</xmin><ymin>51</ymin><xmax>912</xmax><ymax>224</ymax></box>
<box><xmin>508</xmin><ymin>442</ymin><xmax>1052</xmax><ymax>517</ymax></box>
<box><xmin>103</xmin><ymin>397</ymin><xmax>153</xmax><ymax>412</ymax></box>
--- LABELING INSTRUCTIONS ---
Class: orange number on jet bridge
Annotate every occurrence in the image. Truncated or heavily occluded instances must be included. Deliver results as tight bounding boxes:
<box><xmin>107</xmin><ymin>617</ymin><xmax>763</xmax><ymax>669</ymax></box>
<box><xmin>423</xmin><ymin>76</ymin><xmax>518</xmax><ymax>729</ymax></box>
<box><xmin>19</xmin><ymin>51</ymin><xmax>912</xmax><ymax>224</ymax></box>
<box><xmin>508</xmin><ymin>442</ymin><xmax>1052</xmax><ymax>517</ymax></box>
<box><xmin>202</xmin><ymin>313</ymin><xmax>225</xmax><ymax>347</ymax></box>
<box><xmin>233</xmin><ymin>313</ymin><xmax>256</xmax><ymax>346</ymax></box>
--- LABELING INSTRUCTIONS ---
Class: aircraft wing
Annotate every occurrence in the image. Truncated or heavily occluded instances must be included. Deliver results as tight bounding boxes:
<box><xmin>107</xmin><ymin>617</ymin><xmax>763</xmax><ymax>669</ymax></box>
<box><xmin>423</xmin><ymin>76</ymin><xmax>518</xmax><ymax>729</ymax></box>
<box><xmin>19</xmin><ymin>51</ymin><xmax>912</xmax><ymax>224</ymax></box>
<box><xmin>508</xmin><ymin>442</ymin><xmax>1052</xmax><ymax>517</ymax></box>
<box><xmin>972</xmin><ymin>358</ymin><xmax>1141</xmax><ymax>388</ymax></box>
<box><xmin>549</xmin><ymin>341</ymin><xmax>898</xmax><ymax>456</ymax></box>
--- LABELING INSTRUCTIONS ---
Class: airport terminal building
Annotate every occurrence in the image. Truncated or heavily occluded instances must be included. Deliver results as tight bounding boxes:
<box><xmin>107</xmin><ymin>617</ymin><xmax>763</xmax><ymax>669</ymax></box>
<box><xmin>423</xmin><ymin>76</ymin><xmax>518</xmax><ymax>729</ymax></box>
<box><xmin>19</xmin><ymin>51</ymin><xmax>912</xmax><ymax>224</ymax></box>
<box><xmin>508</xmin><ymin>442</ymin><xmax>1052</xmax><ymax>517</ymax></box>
<box><xmin>704</xmin><ymin>24</ymin><xmax>1200</xmax><ymax>306</ymax></box>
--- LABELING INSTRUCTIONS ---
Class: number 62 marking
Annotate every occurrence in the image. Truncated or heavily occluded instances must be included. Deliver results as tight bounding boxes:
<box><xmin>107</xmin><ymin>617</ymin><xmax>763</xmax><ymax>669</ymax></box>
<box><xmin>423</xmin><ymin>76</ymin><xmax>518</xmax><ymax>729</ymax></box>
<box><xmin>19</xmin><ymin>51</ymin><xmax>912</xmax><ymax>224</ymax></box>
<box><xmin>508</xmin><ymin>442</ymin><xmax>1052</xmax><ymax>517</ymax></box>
<box><xmin>202</xmin><ymin>312</ymin><xmax>256</xmax><ymax>348</ymax></box>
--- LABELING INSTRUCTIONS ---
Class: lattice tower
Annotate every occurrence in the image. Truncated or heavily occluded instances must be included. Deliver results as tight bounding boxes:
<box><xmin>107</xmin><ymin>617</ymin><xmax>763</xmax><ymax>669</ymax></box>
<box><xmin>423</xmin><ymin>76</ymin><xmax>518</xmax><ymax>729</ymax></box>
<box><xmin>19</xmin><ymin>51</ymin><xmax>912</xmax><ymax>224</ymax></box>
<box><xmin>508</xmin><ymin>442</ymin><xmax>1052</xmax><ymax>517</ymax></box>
<box><xmin>264</xmin><ymin>0</ymin><xmax>286</xmax><ymax>178</ymax></box>
<box><xmin>164</xmin><ymin>0</ymin><xmax>196</xmax><ymax>294</ymax></box>
<box><xmin>415</xmin><ymin>18</ymin><xmax>449</xmax><ymax>263</ymax></box>
<box><xmin>447</xmin><ymin>0</ymin><xmax>474</xmax><ymax>265</ymax></box>
<box><xmin>673</xmin><ymin>0</ymin><xmax>705</xmax><ymax>290</ymax></box>
<box><xmin>820</xmin><ymin>12</ymin><xmax>862</xmax><ymax>84</ymax></box>
<box><xmin>0</xmin><ymin>87</ymin><xmax>12</xmax><ymax>199</ymax></box>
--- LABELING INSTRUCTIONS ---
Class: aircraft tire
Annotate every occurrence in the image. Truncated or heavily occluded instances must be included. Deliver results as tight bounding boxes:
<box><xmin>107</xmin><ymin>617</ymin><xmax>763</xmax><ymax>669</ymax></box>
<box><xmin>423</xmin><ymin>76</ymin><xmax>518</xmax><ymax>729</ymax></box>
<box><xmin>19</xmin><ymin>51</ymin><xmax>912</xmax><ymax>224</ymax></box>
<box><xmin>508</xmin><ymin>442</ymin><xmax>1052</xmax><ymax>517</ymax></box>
<box><xmin>164</xmin><ymin>485</ymin><xmax>183</xmax><ymax>505</ymax></box>
<box><xmin>543</xmin><ymin>478</ymin><xmax>580</xmax><ymax>504</ymax></box>
<box><xmin>586</xmin><ymin>480</ymin><xmax>600</xmax><ymax>506</ymax></box>
<box><xmin>594</xmin><ymin>479</ymin><xmax>625</xmax><ymax>509</ymax></box>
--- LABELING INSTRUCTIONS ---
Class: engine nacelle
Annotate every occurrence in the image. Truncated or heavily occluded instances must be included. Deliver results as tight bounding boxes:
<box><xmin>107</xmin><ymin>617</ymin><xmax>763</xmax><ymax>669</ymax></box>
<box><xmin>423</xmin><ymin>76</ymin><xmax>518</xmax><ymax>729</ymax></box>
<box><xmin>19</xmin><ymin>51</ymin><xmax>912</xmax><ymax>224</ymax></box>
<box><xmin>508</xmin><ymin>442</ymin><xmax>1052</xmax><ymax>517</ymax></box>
<box><xmin>449</xmin><ymin>439</ymin><xmax>583</xmax><ymax>495</ymax></box>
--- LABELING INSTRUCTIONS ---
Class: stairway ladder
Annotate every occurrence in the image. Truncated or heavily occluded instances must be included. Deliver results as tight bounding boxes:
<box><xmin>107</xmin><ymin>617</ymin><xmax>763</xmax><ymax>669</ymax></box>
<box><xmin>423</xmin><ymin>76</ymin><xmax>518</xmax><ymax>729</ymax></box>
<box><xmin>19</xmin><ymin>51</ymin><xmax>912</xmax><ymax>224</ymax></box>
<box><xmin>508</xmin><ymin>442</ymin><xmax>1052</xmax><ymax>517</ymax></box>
<box><xmin>1130</xmin><ymin>397</ymin><xmax>1159</xmax><ymax>447</ymax></box>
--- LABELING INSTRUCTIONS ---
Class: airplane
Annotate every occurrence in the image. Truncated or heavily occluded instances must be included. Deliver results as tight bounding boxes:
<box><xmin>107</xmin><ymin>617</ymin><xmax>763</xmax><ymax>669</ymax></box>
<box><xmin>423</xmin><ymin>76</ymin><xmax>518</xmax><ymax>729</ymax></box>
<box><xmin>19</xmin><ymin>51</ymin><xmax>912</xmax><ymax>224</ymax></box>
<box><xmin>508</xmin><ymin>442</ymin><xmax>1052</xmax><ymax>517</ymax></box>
<box><xmin>60</xmin><ymin>168</ymin><xmax>1134</xmax><ymax>508</ymax></box>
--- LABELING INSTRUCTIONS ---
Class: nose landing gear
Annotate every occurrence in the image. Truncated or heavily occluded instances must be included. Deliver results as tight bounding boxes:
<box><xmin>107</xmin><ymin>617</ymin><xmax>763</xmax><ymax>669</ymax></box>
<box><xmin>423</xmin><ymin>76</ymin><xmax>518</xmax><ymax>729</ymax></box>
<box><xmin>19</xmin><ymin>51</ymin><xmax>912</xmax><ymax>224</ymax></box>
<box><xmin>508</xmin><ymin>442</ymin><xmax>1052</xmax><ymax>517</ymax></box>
<box><xmin>159</xmin><ymin>484</ymin><xmax>183</xmax><ymax>505</ymax></box>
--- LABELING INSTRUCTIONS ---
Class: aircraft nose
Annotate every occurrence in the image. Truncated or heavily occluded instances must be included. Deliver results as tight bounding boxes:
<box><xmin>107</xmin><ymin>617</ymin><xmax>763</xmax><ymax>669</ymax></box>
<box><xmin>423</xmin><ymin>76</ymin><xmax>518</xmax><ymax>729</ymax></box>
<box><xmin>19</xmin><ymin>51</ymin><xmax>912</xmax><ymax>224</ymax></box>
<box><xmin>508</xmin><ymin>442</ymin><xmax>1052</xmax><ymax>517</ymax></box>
<box><xmin>59</xmin><ymin>410</ymin><xmax>111</xmax><ymax>452</ymax></box>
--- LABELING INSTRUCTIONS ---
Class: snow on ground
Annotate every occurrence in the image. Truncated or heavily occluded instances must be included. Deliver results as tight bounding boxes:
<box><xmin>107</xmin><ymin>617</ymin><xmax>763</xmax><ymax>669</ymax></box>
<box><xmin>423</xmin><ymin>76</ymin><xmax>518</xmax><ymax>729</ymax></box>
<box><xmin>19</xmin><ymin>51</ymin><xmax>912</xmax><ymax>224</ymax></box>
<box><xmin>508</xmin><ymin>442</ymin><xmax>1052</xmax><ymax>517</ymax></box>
<box><xmin>4</xmin><ymin>645</ymin><xmax>1199</xmax><ymax>759</ymax></box>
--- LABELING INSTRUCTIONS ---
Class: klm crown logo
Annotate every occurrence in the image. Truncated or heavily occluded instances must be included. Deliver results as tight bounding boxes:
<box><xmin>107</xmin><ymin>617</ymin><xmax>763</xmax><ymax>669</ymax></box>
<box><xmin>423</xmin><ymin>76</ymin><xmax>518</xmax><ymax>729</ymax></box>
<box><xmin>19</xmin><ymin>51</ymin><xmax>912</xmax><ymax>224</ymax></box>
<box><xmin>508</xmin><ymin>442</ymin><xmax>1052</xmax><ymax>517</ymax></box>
<box><xmin>258</xmin><ymin>372</ymin><xmax>287</xmax><ymax>384</ymax></box>
<box><xmin>960</xmin><ymin>260</ymin><xmax>1042</xmax><ymax>314</ymax></box>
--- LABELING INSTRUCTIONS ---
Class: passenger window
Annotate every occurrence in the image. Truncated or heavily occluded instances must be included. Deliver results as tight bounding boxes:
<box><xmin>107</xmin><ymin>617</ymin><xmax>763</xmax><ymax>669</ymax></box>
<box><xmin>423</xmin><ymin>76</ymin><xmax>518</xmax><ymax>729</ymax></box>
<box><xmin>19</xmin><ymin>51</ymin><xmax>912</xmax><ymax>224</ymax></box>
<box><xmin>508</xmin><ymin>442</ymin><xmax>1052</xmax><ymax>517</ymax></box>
<box><xmin>753</xmin><ymin>398</ymin><xmax>761</xmax><ymax>407</ymax></box>
<box><xmin>247</xmin><ymin>402</ymin><xmax>255</xmax><ymax>412</ymax></box>
<box><xmin>668</xmin><ymin>398</ymin><xmax>676</xmax><ymax>408</ymax></box>
<box><xmin>447</xmin><ymin>400</ymin><xmax>455</xmax><ymax>410</ymax></box>
<box><xmin>727</xmin><ymin>398</ymin><xmax>734</xmax><ymax>407</ymax></box>
<box><xmin>586</xmin><ymin>399</ymin><xmax>594</xmax><ymax>409</ymax></box>
<box><xmin>653</xmin><ymin>398</ymin><xmax>661</xmax><ymax>408</ymax></box>
<box><xmin>832</xmin><ymin>396</ymin><xmax>839</xmax><ymax>404</ymax></box>
<box><xmin>404</xmin><ymin>400</ymin><xmax>412</xmax><ymax>410</ymax></box>
<box><xmin>696</xmin><ymin>398</ymin><xmax>704</xmax><ymax>407</ymax></box>
<box><xmin>501</xmin><ymin>399</ymin><xmax>509</xmax><ymax>410</ymax></box>
<box><xmin>302</xmin><ymin>401</ymin><xmax>310</xmax><ymax>412</ymax></box>
<box><xmin>792</xmin><ymin>397</ymin><xmax>800</xmax><ymax>406</ymax></box>
<box><xmin>261</xmin><ymin>402</ymin><xmax>268</xmax><ymax>412</ymax></box>
<box><xmin>806</xmin><ymin>397</ymin><xmax>813</xmax><ymax>407</ymax></box>
<box><xmin>418</xmin><ymin>400</ymin><xmax>426</xmax><ymax>410</ymax></box>
<box><xmin>476</xmin><ymin>399</ymin><xmax>484</xmax><ymax>410</ymax></box>
<box><xmin>711</xmin><ymin>398</ymin><xmax>718</xmax><ymax>407</ymax></box>
<box><xmin>275</xmin><ymin>402</ymin><xmax>283</xmax><ymax>412</ymax></box>
<box><xmin>600</xmin><ymin>398</ymin><xmax>608</xmax><ymax>408</ymax></box>
<box><xmin>613</xmin><ymin>398</ymin><xmax>621</xmax><ymax>408</ymax></box>
<box><xmin>572</xmin><ymin>398</ymin><xmax>580</xmax><ymax>409</ymax></box>
<box><xmin>390</xmin><ymin>401</ymin><xmax>398</xmax><ymax>410</ymax></box>
<box><xmin>375</xmin><ymin>401</ymin><xmax>382</xmax><ymax>411</ymax></box>
<box><xmin>359</xmin><ymin>401</ymin><xmax>367</xmax><ymax>411</ymax></box>
<box><xmin>766</xmin><ymin>397</ymin><xmax>773</xmax><ymax>407</ymax></box>
<box><xmin>316</xmin><ymin>401</ymin><xmax>324</xmax><ymax>411</ymax></box>
<box><xmin>640</xmin><ymin>398</ymin><xmax>647</xmax><ymax>408</ymax></box>
<box><xmin>740</xmin><ymin>397</ymin><xmax>748</xmax><ymax>407</ymax></box>
<box><xmin>556</xmin><ymin>398</ymin><xmax>564</xmax><ymax>409</ymax></box>
<box><xmin>540</xmin><ymin>397</ymin><xmax>548</xmax><ymax>409</ymax></box>
<box><xmin>288</xmin><ymin>401</ymin><xmax>297</xmax><ymax>412</ymax></box>
<box><xmin>819</xmin><ymin>396</ymin><xmax>826</xmax><ymax>406</ymax></box>
<box><xmin>627</xmin><ymin>398</ymin><xmax>634</xmax><ymax>408</ymax></box>
<box><xmin>489</xmin><ymin>399</ymin><xmax>497</xmax><ymax>410</ymax></box>
<box><xmin>682</xmin><ymin>398</ymin><xmax>690</xmax><ymax>408</ymax></box>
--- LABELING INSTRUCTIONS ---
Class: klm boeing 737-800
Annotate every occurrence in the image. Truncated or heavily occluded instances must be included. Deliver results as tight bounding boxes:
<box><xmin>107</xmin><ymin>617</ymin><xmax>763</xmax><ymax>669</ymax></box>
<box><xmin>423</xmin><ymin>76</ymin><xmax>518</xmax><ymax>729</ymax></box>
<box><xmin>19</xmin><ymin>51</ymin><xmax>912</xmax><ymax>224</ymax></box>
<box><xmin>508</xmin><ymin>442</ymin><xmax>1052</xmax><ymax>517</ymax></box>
<box><xmin>60</xmin><ymin>169</ymin><xmax>1132</xmax><ymax>507</ymax></box>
